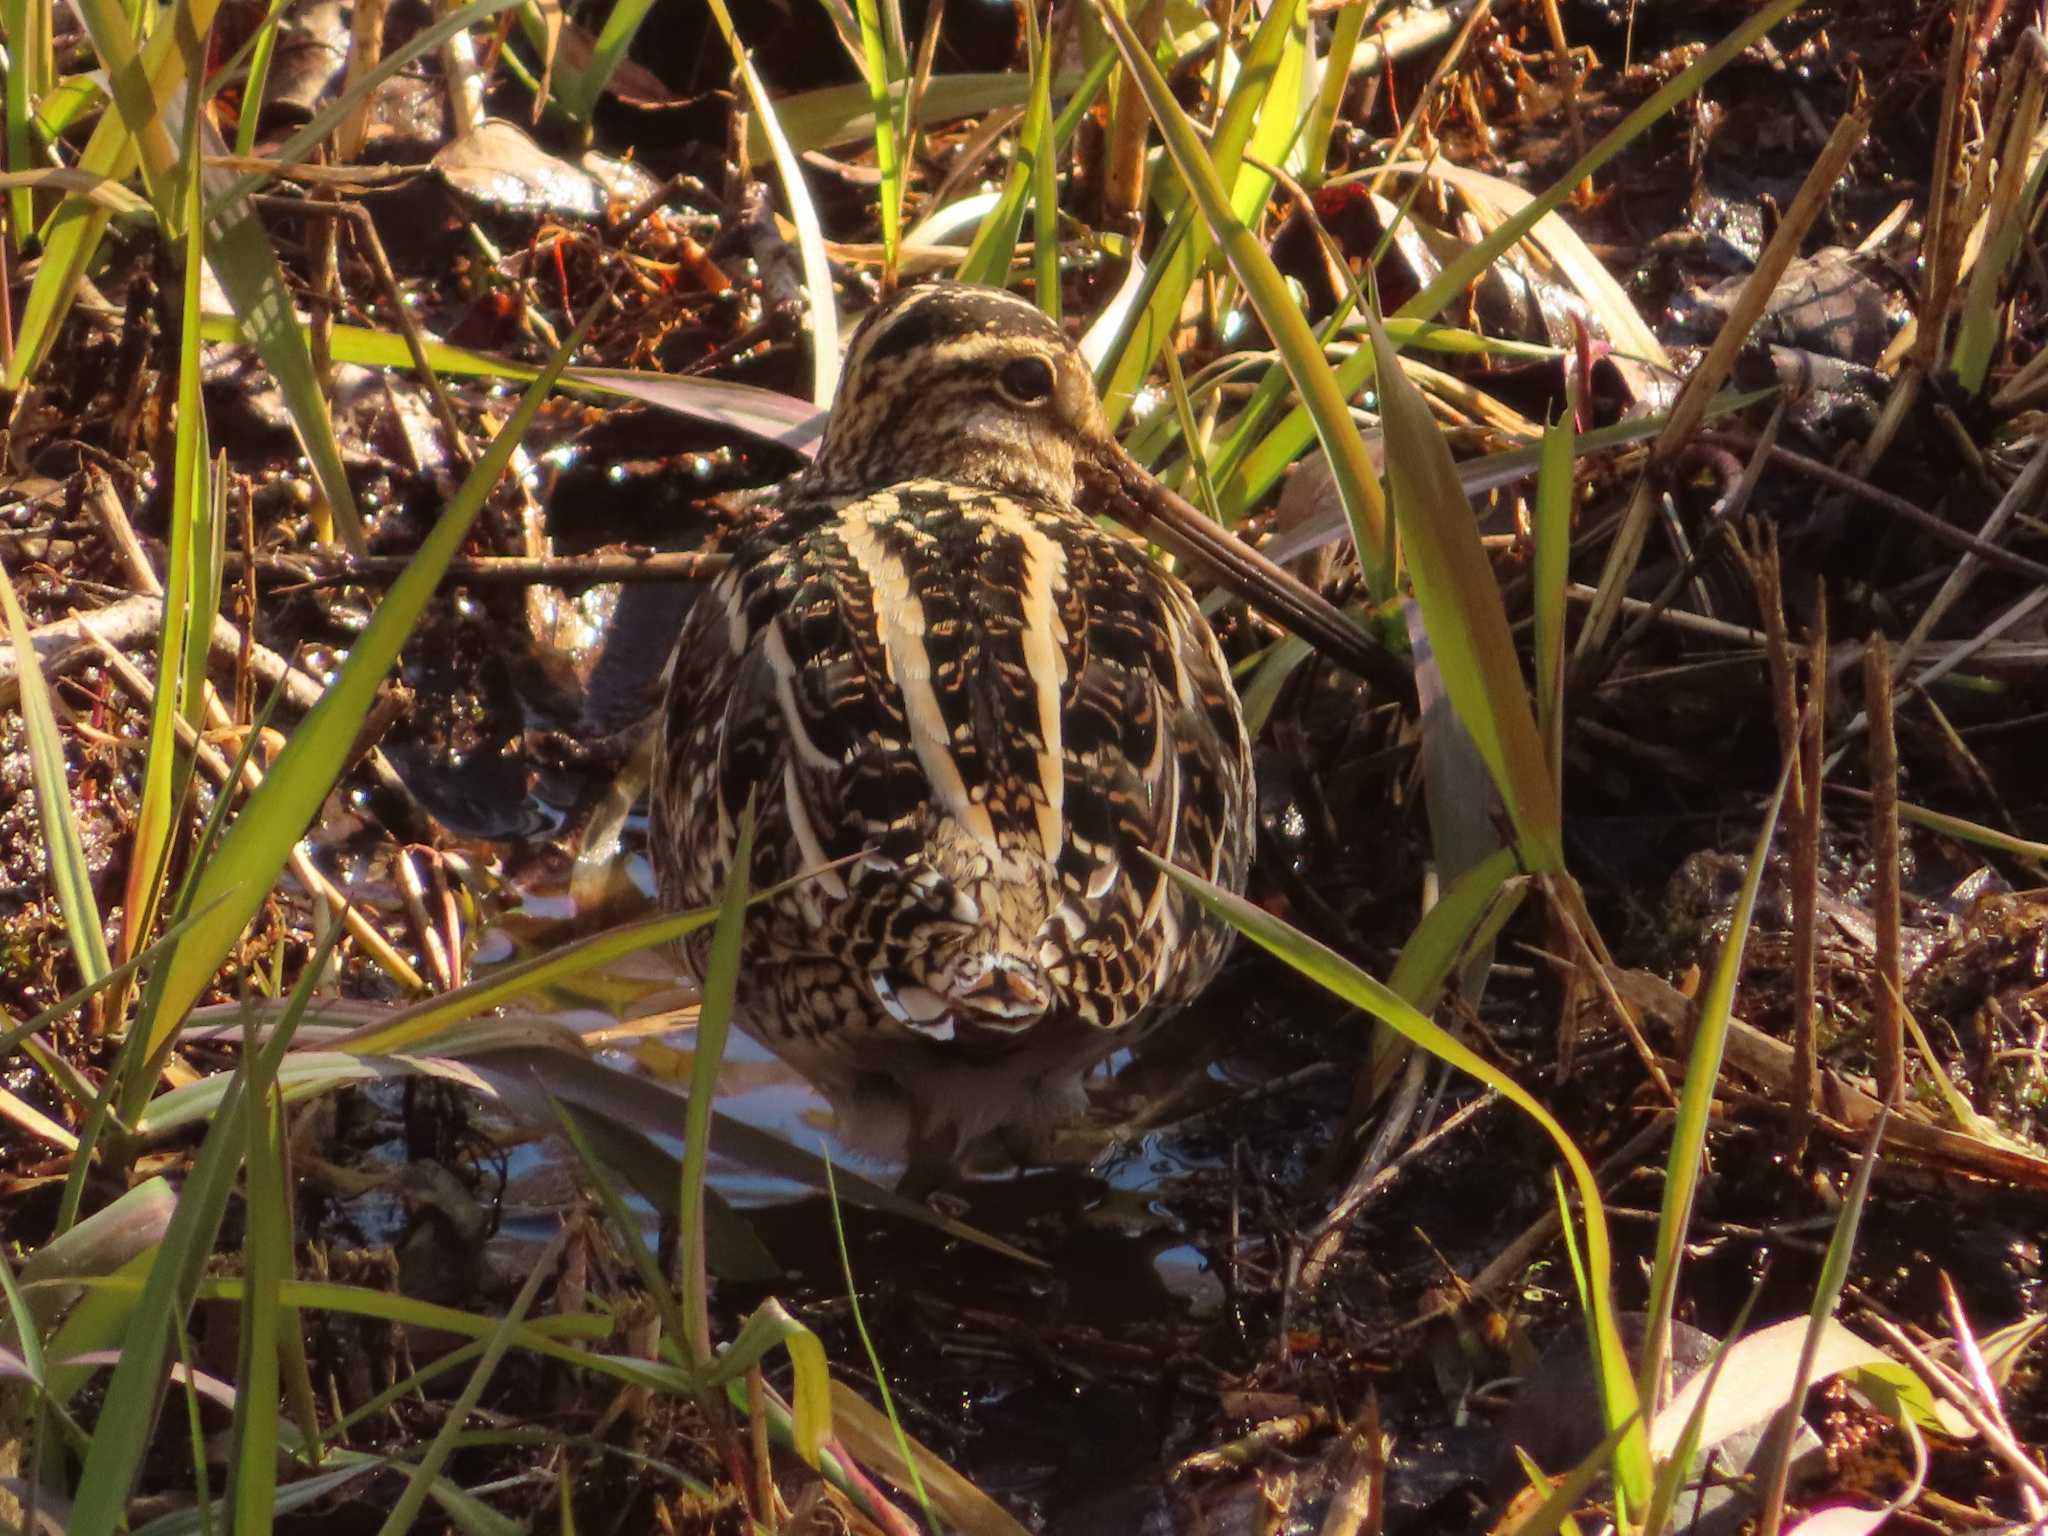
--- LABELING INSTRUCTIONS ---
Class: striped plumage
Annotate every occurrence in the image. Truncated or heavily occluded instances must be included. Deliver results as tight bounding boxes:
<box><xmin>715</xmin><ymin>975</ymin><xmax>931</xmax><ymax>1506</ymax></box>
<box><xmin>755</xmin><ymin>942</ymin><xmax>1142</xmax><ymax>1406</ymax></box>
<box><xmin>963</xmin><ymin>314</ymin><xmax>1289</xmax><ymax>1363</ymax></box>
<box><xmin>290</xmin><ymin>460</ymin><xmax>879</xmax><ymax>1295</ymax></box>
<box><xmin>651</xmin><ymin>283</ymin><xmax>1364</xmax><ymax>1176</ymax></box>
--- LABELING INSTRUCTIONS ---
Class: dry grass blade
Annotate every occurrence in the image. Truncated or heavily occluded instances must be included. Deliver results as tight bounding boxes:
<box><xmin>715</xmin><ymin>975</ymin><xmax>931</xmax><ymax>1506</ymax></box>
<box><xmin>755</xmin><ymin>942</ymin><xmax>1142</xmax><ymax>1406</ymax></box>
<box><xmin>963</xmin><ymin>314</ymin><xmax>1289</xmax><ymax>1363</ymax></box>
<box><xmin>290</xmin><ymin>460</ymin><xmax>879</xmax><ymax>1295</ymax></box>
<box><xmin>707</xmin><ymin>0</ymin><xmax>839</xmax><ymax>406</ymax></box>
<box><xmin>1573</xmin><ymin>101</ymin><xmax>1868</xmax><ymax>668</ymax></box>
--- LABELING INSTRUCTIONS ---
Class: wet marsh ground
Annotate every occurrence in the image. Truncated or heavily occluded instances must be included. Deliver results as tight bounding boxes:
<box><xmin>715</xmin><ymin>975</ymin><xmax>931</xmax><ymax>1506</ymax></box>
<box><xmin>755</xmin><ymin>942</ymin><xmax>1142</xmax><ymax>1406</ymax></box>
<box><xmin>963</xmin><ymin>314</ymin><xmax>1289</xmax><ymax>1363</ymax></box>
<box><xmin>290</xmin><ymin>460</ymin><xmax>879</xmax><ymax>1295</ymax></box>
<box><xmin>4</xmin><ymin>0</ymin><xmax>2048</xmax><ymax>1531</ymax></box>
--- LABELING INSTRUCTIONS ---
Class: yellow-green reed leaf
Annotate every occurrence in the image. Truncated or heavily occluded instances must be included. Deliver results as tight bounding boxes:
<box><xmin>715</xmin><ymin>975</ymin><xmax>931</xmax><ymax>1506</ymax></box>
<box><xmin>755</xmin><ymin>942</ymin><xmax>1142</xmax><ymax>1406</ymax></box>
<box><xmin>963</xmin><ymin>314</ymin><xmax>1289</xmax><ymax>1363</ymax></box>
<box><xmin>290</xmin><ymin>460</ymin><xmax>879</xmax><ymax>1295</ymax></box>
<box><xmin>1533</xmin><ymin>401</ymin><xmax>1574</xmax><ymax>799</ymax></box>
<box><xmin>0</xmin><ymin>164</ymin><xmax>148</xmax><ymax>214</ymax></box>
<box><xmin>1</xmin><ymin>0</ymin><xmax>51</xmax><ymax>244</ymax></box>
<box><xmin>1953</xmin><ymin>64</ymin><xmax>2048</xmax><ymax>393</ymax></box>
<box><xmin>555</xmin><ymin>0</ymin><xmax>659</xmax><ymax>124</ymax></box>
<box><xmin>9</xmin><ymin>0</ymin><xmax>223</xmax><ymax>386</ymax></box>
<box><xmin>1094</xmin><ymin>0</ymin><xmax>1390</xmax><ymax>597</ymax></box>
<box><xmin>1226</xmin><ymin>0</ymin><xmax>1804</xmax><ymax>512</ymax></box>
<box><xmin>1029</xmin><ymin>1</ymin><xmax>1060</xmax><ymax>319</ymax></box>
<box><xmin>196</xmin><ymin>311</ymin><xmax>829</xmax><ymax>450</ymax></box>
<box><xmin>744</xmin><ymin>71</ymin><xmax>1082</xmax><ymax>159</ymax></box>
<box><xmin>1297</xmin><ymin>1</ymin><xmax>1365</xmax><ymax>186</ymax></box>
<box><xmin>1885</xmin><ymin>795</ymin><xmax>2048</xmax><ymax>865</ymax></box>
<box><xmin>1385</xmin><ymin>846</ymin><xmax>1523</xmax><ymax>1006</ymax></box>
<box><xmin>198</xmin><ymin>109</ymin><xmax>365</xmax><ymax>551</ymax></box>
<box><xmin>125</xmin><ymin>78</ymin><xmax>214</xmax><ymax>972</ymax></box>
<box><xmin>1099</xmin><ymin>0</ymin><xmax>1304</xmax><ymax>425</ymax></box>
<box><xmin>957</xmin><ymin>9</ymin><xmax>1054</xmax><ymax>290</ymax></box>
<box><xmin>0</xmin><ymin>557</ymin><xmax>111</xmax><ymax>987</ymax></box>
<box><xmin>85</xmin><ymin>1275</ymin><xmax>608</xmax><ymax>1354</ymax></box>
<box><xmin>1511</xmin><ymin>1413</ymin><xmax>1639</xmax><ymax>1535</ymax></box>
<box><xmin>232</xmin><ymin>0</ymin><xmax>290</xmax><ymax>157</ymax></box>
<box><xmin>327</xmin><ymin>901</ymin><xmax>726</xmax><ymax>1058</ymax></box>
<box><xmin>1364</xmin><ymin>297</ymin><xmax>1560</xmax><ymax>868</ymax></box>
<box><xmin>33</xmin><ymin>72</ymin><xmax>98</xmax><ymax>138</ymax></box>
<box><xmin>144</xmin><ymin>302</ymin><xmax>601</xmax><ymax>1052</ymax></box>
<box><xmin>66</xmin><ymin>0</ymin><xmax>178</xmax><ymax>220</ymax></box>
<box><xmin>1637</xmin><ymin>758</ymin><xmax>1791</xmax><ymax>1435</ymax></box>
<box><xmin>707</xmin><ymin>0</ymin><xmax>839</xmax><ymax>406</ymax></box>
<box><xmin>228</xmin><ymin>1025</ymin><xmax>288</xmax><ymax>1528</ymax></box>
<box><xmin>854</xmin><ymin>0</ymin><xmax>902</xmax><ymax>276</ymax></box>
<box><xmin>682</xmin><ymin>809</ymin><xmax>752</xmax><ymax>1366</ymax></box>
<box><xmin>1154</xmin><ymin>854</ymin><xmax>1646</xmax><ymax>1501</ymax></box>
<box><xmin>715</xmin><ymin>1299</ymin><xmax>831</xmax><ymax>1467</ymax></box>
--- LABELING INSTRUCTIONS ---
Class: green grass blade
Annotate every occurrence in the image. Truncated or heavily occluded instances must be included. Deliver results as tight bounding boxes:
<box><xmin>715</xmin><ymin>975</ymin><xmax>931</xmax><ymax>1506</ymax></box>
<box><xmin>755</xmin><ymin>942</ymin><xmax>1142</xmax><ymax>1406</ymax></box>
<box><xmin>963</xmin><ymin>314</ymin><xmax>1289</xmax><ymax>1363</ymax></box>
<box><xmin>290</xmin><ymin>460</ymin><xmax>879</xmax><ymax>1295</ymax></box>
<box><xmin>1385</xmin><ymin>845</ymin><xmax>1524</xmax><ymax>1006</ymax></box>
<box><xmin>1</xmin><ymin>0</ymin><xmax>51</xmax><ymax>244</ymax></box>
<box><xmin>1028</xmin><ymin>2</ymin><xmax>1061</xmax><ymax>318</ymax></box>
<box><xmin>743</xmin><ymin>70</ymin><xmax>1084</xmax><ymax>159</ymax></box>
<box><xmin>123</xmin><ymin>64</ymin><xmax>214</xmax><ymax>971</ymax></box>
<box><xmin>8</xmin><ymin>0</ymin><xmax>223</xmax><ymax>386</ymax></box>
<box><xmin>854</xmin><ymin>0</ymin><xmax>902</xmax><ymax>277</ymax></box>
<box><xmin>957</xmin><ymin>8</ymin><xmax>1053</xmax><ymax>289</ymax></box>
<box><xmin>371</xmin><ymin>1229</ymin><xmax>566</xmax><ymax>1536</ymax></box>
<box><xmin>825</xmin><ymin>1159</ymin><xmax>932</xmax><ymax>1512</ymax></box>
<box><xmin>198</xmin><ymin>108</ymin><xmax>365</xmax><ymax>550</ymax></box>
<box><xmin>224</xmin><ymin>956</ymin><xmax>324</xmax><ymax>1532</ymax></box>
<box><xmin>60</xmin><ymin>940</ymin><xmax>323</xmax><ymax>1536</ymax></box>
<box><xmin>139</xmin><ymin>299</ymin><xmax>602</xmax><ymax>1062</ymax></box>
<box><xmin>555</xmin><ymin>0</ymin><xmax>658</xmax><ymax>124</ymax></box>
<box><xmin>230</xmin><ymin>0</ymin><xmax>289</xmax><ymax>157</ymax></box>
<box><xmin>1642</xmin><ymin>1280</ymin><xmax>1765</xmax><ymax>1536</ymax></box>
<box><xmin>1752</xmin><ymin>1110</ymin><xmax>1888</xmax><ymax>1536</ymax></box>
<box><xmin>1365</xmin><ymin>296</ymin><xmax>1561</xmax><ymax>870</ymax></box>
<box><xmin>1093</xmin><ymin>0</ymin><xmax>1390</xmax><ymax>597</ymax></box>
<box><xmin>1636</xmin><ymin>757</ymin><xmax>1793</xmax><ymax>1440</ymax></box>
<box><xmin>0</xmin><ymin>556</ymin><xmax>111</xmax><ymax>987</ymax></box>
<box><xmin>1952</xmin><ymin>67</ymin><xmax>2048</xmax><ymax>393</ymax></box>
<box><xmin>1097</xmin><ymin>0</ymin><xmax>1384</xmax><ymax>593</ymax></box>
<box><xmin>326</xmin><ymin>898</ymin><xmax>729</xmax><ymax>1056</ymax></box>
<box><xmin>1297</xmin><ymin>2</ymin><xmax>1366</xmax><ymax>186</ymax></box>
<box><xmin>706</xmin><ymin>0</ymin><xmax>839</xmax><ymax>406</ymax></box>
<box><xmin>1097</xmin><ymin>0</ymin><xmax>1305</xmax><ymax>427</ymax></box>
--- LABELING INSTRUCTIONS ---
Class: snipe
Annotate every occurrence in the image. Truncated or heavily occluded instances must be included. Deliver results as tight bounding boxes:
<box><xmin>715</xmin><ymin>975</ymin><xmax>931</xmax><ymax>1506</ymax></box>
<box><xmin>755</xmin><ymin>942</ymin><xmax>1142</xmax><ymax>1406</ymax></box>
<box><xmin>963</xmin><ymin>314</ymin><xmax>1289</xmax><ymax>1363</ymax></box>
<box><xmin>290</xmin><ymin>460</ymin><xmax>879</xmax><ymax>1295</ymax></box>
<box><xmin>652</xmin><ymin>281</ymin><xmax>1374</xmax><ymax>1179</ymax></box>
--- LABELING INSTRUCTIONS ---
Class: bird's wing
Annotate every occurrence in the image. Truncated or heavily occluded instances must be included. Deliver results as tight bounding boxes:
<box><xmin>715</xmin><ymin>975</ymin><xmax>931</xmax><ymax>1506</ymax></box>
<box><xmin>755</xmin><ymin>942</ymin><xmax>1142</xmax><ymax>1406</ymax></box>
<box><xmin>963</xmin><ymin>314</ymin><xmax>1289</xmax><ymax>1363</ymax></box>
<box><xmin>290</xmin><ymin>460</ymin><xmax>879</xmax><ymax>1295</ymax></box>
<box><xmin>655</xmin><ymin>481</ymin><xmax>1251</xmax><ymax>1036</ymax></box>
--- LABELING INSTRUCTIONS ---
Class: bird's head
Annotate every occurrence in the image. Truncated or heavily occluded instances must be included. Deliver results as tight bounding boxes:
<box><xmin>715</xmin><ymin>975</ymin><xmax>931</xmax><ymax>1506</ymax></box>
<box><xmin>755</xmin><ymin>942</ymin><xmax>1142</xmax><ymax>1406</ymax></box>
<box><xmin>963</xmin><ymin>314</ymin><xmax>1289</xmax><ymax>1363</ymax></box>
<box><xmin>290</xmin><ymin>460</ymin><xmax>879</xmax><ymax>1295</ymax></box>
<box><xmin>805</xmin><ymin>281</ymin><xmax>1108</xmax><ymax>503</ymax></box>
<box><xmin>800</xmin><ymin>280</ymin><xmax>1386</xmax><ymax>683</ymax></box>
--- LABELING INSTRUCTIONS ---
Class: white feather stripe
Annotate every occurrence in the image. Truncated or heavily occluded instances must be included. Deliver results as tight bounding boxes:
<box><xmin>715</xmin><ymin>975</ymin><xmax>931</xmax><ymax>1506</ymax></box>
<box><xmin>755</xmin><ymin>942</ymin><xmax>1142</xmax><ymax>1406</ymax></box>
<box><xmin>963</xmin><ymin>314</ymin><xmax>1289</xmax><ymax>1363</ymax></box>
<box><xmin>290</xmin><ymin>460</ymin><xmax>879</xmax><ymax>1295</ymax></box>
<box><xmin>834</xmin><ymin>501</ymin><xmax>1001</xmax><ymax>853</ymax></box>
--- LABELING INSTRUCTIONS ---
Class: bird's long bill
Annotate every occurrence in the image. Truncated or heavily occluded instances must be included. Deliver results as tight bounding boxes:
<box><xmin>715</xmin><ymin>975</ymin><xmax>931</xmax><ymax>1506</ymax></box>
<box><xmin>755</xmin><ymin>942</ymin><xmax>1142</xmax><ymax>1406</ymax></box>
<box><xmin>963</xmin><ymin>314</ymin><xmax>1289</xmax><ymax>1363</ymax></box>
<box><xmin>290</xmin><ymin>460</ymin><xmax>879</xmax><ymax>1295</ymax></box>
<box><xmin>1090</xmin><ymin>444</ymin><xmax>1387</xmax><ymax>681</ymax></box>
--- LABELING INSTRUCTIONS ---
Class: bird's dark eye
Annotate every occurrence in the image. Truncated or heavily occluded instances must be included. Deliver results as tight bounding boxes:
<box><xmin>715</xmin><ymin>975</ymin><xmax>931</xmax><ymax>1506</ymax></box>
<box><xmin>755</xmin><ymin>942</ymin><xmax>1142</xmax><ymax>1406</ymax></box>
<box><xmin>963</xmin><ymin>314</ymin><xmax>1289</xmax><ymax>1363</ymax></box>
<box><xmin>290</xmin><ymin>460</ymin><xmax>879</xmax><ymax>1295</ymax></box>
<box><xmin>998</xmin><ymin>356</ymin><xmax>1056</xmax><ymax>404</ymax></box>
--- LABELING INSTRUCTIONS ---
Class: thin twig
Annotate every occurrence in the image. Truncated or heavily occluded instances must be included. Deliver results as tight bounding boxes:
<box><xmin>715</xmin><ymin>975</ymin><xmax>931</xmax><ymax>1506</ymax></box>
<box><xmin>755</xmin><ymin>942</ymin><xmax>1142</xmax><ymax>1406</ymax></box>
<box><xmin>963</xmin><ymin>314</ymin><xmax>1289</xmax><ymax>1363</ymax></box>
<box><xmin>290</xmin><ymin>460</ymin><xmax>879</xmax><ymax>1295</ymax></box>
<box><xmin>1694</xmin><ymin>430</ymin><xmax>2048</xmax><ymax>589</ymax></box>
<box><xmin>1866</xmin><ymin>633</ymin><xmax>1903</xmax><ymax>1106</ymax></box>
<box><xmin>224</xmin><ymin>548</ymin><xmax>732</xmax><ymax>588</ymax></box>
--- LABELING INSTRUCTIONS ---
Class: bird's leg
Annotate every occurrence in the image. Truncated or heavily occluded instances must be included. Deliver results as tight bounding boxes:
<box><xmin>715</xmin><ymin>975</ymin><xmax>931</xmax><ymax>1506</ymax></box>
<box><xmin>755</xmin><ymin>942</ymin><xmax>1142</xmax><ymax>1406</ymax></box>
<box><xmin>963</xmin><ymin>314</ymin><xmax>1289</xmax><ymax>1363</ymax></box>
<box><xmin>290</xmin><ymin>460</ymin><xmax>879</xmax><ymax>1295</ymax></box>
<box><xmin>898</xmin><ymin>1114</ymin><xmax>960</xmax><ymax>1202</ymax></box>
